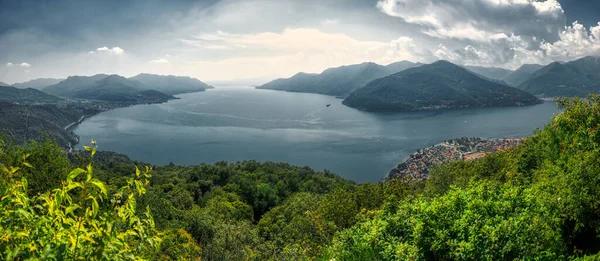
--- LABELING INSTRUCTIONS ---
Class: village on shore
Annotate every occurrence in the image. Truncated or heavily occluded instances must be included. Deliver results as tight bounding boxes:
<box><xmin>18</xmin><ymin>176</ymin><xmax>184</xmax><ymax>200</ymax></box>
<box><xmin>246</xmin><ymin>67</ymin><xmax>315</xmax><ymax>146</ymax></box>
<box><xmin>388</xmin><ymin>137</ymin><xmax>523</xmax><ymax>181</ymax></box>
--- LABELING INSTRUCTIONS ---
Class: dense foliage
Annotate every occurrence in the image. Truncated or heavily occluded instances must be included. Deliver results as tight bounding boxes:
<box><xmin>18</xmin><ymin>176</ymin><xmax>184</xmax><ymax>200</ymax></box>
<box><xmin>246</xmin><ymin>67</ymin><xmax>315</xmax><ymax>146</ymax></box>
<box><xmin>328</xmin><ymin>95</ymin><xmax>600</xmax><ymax>260</ymax></box>
<box><xmin>0</xmin><ymin>142</ymin><xmax>161</xmax><ymax>260</ymax></box>
<box><xmin>3</xmin><ymin>94</ymin><xmax>600</xmax><ymax>260</ymax></box>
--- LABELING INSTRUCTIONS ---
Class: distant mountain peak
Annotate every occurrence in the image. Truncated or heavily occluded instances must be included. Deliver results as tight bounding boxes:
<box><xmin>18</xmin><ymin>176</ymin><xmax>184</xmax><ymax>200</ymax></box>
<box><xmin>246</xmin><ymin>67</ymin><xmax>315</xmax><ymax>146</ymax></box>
<box><xmin>258</xmin><ymin>60</ymin><xmax>421</xmax><ymax>97</ymax></box>
<box><xmin>517</xmin><ymin>56</ymin><xmax>600</xmax><ymax>97</ymax></box>
<box><xmin>129</xmin><ymin>73</ymin><xmax>213</xmax><ymax>95</ymax></box>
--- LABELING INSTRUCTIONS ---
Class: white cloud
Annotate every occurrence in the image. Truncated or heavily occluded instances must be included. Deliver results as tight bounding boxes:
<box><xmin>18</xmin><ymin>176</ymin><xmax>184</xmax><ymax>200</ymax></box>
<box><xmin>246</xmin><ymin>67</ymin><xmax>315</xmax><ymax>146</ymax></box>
<box><xmin>388</xmin><ymin>37</ymin><xmax>434</xmax><ymax>62</ymax></box>
<box><xmin>322</xmin><ymin>19</ymin><xmax>340</xmax><ymax>25</ymax></box>
<box><xmin>6</xmin><ymin>62</ymin><xmax>13</xmax><ymax>67</ymax></box>
<box><xmin>149</xmin><ymin>58</ymin><xmax>169</xmax><ymax>64</ymax></box>
<box><xmin>19</xmin><ymin>62</ymin><xmax>31</xmax><ymax>68</ymax></box>
<box><xmin>182</xmin><ymin>28</ymin><xmax>390</xmax><ymax>54</ymax></box>
<box><xmin>90</xmin><ymin>46</ymin><xmax>124</xmax><ymax>55</ymax></box>
<box><xmin>541</xmin><ymin>22</ymin><xmax>600</xmax><ymax>60</ymax></box>
<box><xmin>183</xmin><ymin>28</ymin><xmax>433</xmax><ymax>80</ymax></box>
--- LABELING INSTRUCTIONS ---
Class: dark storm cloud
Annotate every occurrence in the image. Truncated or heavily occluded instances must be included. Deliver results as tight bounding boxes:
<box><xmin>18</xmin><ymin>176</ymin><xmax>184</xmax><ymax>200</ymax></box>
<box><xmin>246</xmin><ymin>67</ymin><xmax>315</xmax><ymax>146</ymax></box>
<box><xmin>560</xmin><ymin>0</ymin><xmax>600</xmax><ymax>27</ymax></box>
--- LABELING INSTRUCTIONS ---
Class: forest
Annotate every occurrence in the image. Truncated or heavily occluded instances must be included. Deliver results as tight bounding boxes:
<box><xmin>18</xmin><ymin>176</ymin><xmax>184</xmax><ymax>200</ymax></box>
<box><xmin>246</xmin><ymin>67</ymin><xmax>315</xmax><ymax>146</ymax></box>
<box><xmin>3</xmin><ymin>95</ymin><xmax>600</xmax><ymax>260</ymax></box>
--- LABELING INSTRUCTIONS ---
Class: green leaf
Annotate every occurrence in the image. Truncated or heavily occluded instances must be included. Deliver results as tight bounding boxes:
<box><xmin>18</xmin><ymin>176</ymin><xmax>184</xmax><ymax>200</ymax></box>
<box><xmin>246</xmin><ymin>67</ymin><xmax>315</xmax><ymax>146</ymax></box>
<box><xmin>91</xmin><ymin>197</ymin><xmax>99</xmax><ymax>217</ymax></box>
<box><xmin>135</xmin><ymin>166</ymin><xmax>141</xmax><ymax>178</ymax></box>
<box><xmin>89</xmin><ymin>178</ymin><xmax>108</xmax><ymax>197</ymax></box>
<box><xmin>55</xmin><ymin>191</ymin><xmax>62</xmax><ymax>206</ymax></box>
<box><xmin>87</xmin><ymin>164</ymin><xmax>94</xmax><ymax>179</ymax></box>
<box><xmin>23</xmin><ymin>162</ymin><xmax>33</xmax><ymax>168</ymax></box>
<box><xmin>91</xmin><ymin>147</ymin><xmax>97</xmax><ymax>157</ymax></box>
<box><xmin>83</xmin><ymin>145</ymin><xmax>91</xmax><ymax>151</ymax></box>
<box><xmin>67</xmin><ymin>168</ymin><xmax>86</xmax><ymax>182</ymax></box>
<box><xmin>66</xmin><ymin>204</ymin><xmax>80</xmax><ymax>216</ymax></box>
<box><xmin>65</xmin><ymin>182</ymin><xmax>84</xmax><ymax>192</ymax></box>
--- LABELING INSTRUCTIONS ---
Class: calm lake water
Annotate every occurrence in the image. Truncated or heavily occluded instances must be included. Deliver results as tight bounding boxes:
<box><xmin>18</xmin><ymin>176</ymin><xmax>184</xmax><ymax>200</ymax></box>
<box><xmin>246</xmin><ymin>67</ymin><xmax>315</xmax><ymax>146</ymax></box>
<box><xmin>73</xmin><ymin>86</ymin><xmax>561</xmax><ymax>182</ymax></box>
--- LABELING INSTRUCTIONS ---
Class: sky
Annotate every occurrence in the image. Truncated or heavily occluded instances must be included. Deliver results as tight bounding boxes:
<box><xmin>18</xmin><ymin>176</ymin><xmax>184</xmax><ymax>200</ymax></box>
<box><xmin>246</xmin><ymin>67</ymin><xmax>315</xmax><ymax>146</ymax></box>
<box><xmin>0</xmin><ymin>0</ymin><xmax>599</xmax><ymax>84</ymax></box>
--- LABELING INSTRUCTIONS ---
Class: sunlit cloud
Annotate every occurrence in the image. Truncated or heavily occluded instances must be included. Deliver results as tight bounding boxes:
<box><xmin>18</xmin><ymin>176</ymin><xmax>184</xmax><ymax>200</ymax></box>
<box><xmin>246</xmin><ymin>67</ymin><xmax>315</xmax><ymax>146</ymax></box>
<box><xmin>89</xmin><ymin>46</ymin><xmax>124</xmax><ymax>55</ymax></box>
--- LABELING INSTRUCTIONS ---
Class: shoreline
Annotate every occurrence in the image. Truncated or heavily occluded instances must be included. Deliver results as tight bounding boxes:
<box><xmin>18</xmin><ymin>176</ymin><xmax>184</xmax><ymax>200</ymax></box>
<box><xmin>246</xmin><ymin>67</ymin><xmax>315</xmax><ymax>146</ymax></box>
<box><xmin>62</xmin><ymin>90</ymin><xmax>207</xmax><ymax>152</ymax></box>
<box><xmin>387</xmin><ymin>137</ymin><xmax>524</xmax><ymax>181</ymax></box>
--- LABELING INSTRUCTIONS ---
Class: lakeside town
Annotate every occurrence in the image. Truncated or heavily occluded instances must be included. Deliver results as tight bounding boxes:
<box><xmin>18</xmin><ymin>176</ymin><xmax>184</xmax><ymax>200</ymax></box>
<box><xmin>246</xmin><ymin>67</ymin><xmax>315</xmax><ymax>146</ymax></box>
<box><xmin>388</xmin><ymin>137</ymin><xmax>523</xmax><ymax>181</ymax></box>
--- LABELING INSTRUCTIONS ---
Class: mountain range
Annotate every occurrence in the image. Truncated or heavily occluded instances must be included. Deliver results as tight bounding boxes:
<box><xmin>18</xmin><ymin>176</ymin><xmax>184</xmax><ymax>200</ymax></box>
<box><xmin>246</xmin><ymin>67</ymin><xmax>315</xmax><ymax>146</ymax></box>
<box><xmin>0</xmin><ymin>85</ymin><xmax>63</xmax><ymax>104</ymax></box>
<box><xmin>503</xmin><ymin>64</ymin><xmax>544</xmax><ymax>87</ymax></box>
<box><xmin>12</xmin><ymin>78</ymin><xmax>64</xmax><ymax>89</ymax></box>
<box><xmin>517</xmin><ymin>56</ymin><xmax>600</xmax><ymax>97</ymax></box>
<box><xmin>42</xmin><ymin>74</ymin><xmax>176</xmax><ymax>103</ymax></box>
<box><xmin>40</xmin><ymin>73</ymin><xmax>215</xmax><ymax>103</ymax></box>
<box><xmin>129</xmin><ymin>73</ymin><xmax>213</xmax><ymax>95</ymax></box>
<box><xmin>342</xmin><ymin>61</ymin><xmax>541</xmax><ymax>112</ymax></box>
<box><xmin>465</xmin><ymin>66</ymin><xmax>513</xmax><ymax>81</ymax></box>
<box><xmin>257</xmin><ymin>61</ymin><xmax>423</xmax><ymax>97</ymax></box>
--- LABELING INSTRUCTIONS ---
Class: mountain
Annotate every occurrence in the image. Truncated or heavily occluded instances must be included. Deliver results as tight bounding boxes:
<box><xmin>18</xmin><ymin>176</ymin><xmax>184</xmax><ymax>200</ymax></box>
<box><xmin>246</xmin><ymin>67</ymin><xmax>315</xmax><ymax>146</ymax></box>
<box><xmin>342</xmin><ymin>60</ymin><xmax>541</xmax><ymax>112</ymax></box>
<box><xmin>465</xmin><ymin>65</ymin><xmax>513</xmax><ymax>81</ymax></box>
<box><xmin>44</xmin><ymin>74</ymin><xmax>176</xmax><ymax>103</ymax></box>
<box><xmin>0</xmin><ymin>103</ymin><xmax>98</xmax><ymax>148</ymax></box>
<box><xmin>0</xmin><ymin>85</ymin><xmax>63</xmax><ymax>104</ymax></box>
<box><xmin>385</xmin><ymin>61</ymin><xmax>424</xmax><ymax>74</ymax></box>
<box><xmin>257</xmin><ymin>61</ymin><xmax>422</xmax><ymax>97</ymax></box>
<box><xmin>503</xmin><ymin>64</ymin><xmax>544</xmax><ymax>86</ymax></box>
<box><xmin>12</xmin><ymin>78</ymin><xmax>64</xmax><ymax>89</ymax></box>
<box><xmin>129</xmin><ymin>73</ymin><xmax>214</xmax><ymax>95</ymax></box>
<box><xmin>517</xmin><ymin>56</ymin><xmax>600</xmax><ymax>97</ymax></box>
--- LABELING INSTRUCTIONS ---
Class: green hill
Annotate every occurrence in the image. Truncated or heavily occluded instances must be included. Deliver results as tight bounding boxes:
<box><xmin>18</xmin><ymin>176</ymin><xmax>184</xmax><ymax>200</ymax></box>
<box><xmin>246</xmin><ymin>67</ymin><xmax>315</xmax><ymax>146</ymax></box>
<box><xmin>0</xmin><ymin>85</ymin><xmax>63</xmax><ymax>104</ymax></box>
<box><xmin>503</xmin><ymin>64</ymin><xmax>544</xmax><ymax>86</ymax></box>
<box><xmin>343</xmin><ymin>60</ymin><xmax>541</xmax><ymax>112</ymax></box>
<box><xmin>43</xmin><ymin>74</ymin><xmax>176</xmax><ymax>103</ymax></box>
<box><xmin>518</xmin><ymin>56</ymin><xmax>600</xmax><ymax>97</ymax></box>
<box><xmin>130</xmin><ymin>73</ymin><xmax>213</xmax><ymax>95</ymax></box>
<box><xmin>0</xmin><ymin>103</ymin><xmax>97</xmax><ymax>148</ymax></box>
<box><xmin>12</xmin><ymin>78</ymin><xmax>64</xmax><ymax>89</ymax></box>
<box><xmin>465</xmin><ymin>65</ymin><xmax>513</xmax><ymax>80</ymax></box>
<box><xmin>257</xmin><ymin>61</ymin><xmax>422</xmax><ymax>97</ymax></box>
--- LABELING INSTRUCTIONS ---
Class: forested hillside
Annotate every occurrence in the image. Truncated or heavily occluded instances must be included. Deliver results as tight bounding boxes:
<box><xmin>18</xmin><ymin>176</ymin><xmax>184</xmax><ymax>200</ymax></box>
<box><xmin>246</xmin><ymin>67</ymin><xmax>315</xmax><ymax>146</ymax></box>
<box><xmin>0</xmin><ymin>103</ymin><xmax>98</xmax><ymax>148</ymax></box>
<box><xmin>3</xmin><ymin>95</ymin><xmax>600</xmax><ymax>260</ymax></box>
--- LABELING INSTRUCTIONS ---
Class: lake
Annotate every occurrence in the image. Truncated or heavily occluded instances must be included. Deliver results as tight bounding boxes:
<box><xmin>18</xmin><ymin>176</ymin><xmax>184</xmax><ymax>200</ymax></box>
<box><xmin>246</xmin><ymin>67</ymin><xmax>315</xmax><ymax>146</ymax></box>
<box><xmin>73</xmin><ymin>86</ymin><xmax>562</xmax><ymax>182</ymax></box>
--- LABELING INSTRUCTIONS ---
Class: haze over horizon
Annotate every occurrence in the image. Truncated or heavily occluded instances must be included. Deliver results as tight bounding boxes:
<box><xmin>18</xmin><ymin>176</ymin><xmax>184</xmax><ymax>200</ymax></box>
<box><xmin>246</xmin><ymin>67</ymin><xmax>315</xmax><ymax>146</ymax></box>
<box><xmin>1</xmin><ymin>0</ymin><xmax>600</xmax><ymax>84</ymax></box>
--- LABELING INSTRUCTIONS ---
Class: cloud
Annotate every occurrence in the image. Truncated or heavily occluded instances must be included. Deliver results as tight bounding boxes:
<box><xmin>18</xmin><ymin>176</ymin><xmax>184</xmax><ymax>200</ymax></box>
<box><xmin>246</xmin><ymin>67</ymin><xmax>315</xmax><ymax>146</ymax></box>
<box><xmin>322</xmin><ymin>19</ymin><xmax>340</xmax><ymax>25</ymax></box>
<box><xmin>541</xmin><ymin>22</ymin><xmax>600</xmax><ymax>60</ymax></box>
<box><xmin>19</xmin><ymin>62</ymin><xmax>31</xmax><ymax>68</ymax></box>
<box><xmin>149</xmin><ymin>58</ymin><xmax>169</xmax><ymax>64</ymax></box>
<box><xmin>388</xmin><ymin>37</ymin><xmax>434</xmax><ymax>62</ymax></box>
<box><xmin>377</xmin><ymin>0</ymin><xmax>565</xmax><ymax>43</ymax></box>
<box><xmin>378</xmin><ymin>0</ymin><xmax>600</xmax><ymax>68</ymax></box>
<box><xmin>434</xmin><ymin>21</ymin><xmax>600</xmax><ymax>68</ymax></box>
<box><xmin>89</xmin><ymin>46</ymin><xmax>124</xmax><ymax>55</ymax></box>
<box><xmin>181</xmin><ymin>28</ymin><xmax>390</xmax><ymax>55</ymax></box>
<box><xmin>183</xmin><ymin>28</ymin><xmax>434</xmax><ymax>80</ymax></box>
<box><xmin>6</xmin><ymin>63</ymin><xmax>13</xmax><ymax>67</ymax></box>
